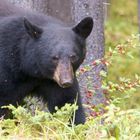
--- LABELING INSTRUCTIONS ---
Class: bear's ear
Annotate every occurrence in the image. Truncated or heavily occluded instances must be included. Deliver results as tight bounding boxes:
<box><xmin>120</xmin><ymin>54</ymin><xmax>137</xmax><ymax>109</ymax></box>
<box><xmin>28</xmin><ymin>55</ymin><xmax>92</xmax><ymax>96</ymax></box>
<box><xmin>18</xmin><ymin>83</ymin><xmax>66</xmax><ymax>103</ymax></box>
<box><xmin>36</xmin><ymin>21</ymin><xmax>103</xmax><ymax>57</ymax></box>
<box><xmin>72</xmin><ymin>17</ymin><xmax>93</xmax><ymax>39</ymax></box>
<box><xmin>24</xmin><ymin>18</ymin><xmax>43</xmax><ymax>39</ymax></box>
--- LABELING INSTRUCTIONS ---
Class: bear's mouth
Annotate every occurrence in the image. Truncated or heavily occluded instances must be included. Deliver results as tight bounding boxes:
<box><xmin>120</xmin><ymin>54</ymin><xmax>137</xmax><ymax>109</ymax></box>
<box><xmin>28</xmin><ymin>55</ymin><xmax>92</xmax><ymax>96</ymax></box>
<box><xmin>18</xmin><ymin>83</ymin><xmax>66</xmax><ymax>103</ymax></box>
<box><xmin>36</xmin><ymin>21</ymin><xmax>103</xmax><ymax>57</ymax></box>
<box><xmin>53</xmin><ymin>60</ymin><xmax>74</xmax><ymax>88</ymax></box>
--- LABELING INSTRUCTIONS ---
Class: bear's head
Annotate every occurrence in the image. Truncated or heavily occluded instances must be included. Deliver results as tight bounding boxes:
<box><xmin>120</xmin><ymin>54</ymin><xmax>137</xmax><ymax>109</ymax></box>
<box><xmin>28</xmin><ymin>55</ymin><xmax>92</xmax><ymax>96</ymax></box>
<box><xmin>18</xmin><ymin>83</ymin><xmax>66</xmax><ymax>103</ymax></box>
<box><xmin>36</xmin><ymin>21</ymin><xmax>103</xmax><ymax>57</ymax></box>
<box><xmin>23</xmin><ymin>17</ymin><xmax>93</xmax><ymax>88</ymax></box>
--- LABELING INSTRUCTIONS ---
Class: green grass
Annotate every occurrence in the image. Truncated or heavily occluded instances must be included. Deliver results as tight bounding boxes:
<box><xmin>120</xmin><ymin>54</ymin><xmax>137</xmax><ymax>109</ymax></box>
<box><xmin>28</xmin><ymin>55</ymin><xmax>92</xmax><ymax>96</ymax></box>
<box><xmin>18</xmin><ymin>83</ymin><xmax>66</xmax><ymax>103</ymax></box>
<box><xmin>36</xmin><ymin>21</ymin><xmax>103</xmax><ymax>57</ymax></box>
<box><xmin>105</xmin><ymin>0</ymin><xmax>140</xmax><ymax>109</ymax></box>
<box><xmin>0</xmin><ymin>0</ymin><xmax>140</xmax><ymax>139</ymax></box>
<box><xmin>0</xmin><ymin>103</ymin><xmax>140</xmax><ymax>140</ymax></box>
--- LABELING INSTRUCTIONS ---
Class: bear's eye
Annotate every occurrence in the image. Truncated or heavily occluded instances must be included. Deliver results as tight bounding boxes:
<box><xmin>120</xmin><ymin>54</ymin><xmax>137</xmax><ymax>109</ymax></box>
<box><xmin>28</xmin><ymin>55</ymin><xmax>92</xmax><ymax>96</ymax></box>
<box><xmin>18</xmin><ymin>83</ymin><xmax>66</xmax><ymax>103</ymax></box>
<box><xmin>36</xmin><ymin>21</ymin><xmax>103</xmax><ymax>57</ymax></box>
<box><xmin>70</xmin><ymin>55</ymin><xmax>78</xmax><ymax>63</ymax></box>
<box><xmin>52</xmin><ymin>56</ymin><xmax>59</xmax><ymax>63</ymax></box>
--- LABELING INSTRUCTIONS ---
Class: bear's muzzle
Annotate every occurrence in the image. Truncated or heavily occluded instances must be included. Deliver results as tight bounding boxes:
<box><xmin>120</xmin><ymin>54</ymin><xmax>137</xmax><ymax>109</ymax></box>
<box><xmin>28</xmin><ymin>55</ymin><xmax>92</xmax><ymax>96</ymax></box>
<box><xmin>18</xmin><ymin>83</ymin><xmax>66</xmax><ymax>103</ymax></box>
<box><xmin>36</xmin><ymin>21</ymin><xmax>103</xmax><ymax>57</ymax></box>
<box><xmin>53</xmin><ymin>60</ymin><xmax>74</xmax><ymax>88</ymax></box>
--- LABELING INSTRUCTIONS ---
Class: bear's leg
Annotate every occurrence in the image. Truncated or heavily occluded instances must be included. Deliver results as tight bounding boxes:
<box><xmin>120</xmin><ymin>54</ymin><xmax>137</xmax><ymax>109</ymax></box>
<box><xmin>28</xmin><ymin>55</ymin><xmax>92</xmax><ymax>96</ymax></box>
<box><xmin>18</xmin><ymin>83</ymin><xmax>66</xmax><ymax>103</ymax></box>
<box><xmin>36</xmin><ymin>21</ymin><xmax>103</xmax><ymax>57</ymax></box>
<box><xmin>38</xmin><ymin>79</ymin><xmax>86</xmax><ymax>125</ymax></box>
<box><xmin>0</xmin><ymin>92</ymin><xmax>19</xmax><ymax>118</ymax></box>
<box><xmin>0</xmin><ymin>80</ymin><xmax>38</xmax><ymax>118</ymax></box>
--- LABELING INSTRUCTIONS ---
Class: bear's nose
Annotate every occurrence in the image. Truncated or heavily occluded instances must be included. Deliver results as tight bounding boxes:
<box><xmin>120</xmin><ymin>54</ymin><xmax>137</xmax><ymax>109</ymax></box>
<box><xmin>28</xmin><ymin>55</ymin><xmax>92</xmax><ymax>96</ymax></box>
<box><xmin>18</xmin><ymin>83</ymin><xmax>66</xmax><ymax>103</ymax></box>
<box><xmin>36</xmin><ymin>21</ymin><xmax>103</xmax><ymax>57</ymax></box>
<box><xmin>61</xmin><ymin>80</ymin><xmax>73</xmax><ymax>88</ymax></box>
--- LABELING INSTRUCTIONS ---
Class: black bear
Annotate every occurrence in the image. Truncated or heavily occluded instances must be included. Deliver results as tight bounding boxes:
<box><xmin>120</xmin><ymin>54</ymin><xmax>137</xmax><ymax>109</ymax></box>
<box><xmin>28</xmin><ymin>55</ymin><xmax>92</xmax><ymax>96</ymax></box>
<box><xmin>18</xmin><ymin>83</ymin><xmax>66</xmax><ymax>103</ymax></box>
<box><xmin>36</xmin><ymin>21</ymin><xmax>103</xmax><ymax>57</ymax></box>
<box><xmin>0</xmin><ymin>0</ymin><xmax>93</xmax><ymax>125</ymax></box>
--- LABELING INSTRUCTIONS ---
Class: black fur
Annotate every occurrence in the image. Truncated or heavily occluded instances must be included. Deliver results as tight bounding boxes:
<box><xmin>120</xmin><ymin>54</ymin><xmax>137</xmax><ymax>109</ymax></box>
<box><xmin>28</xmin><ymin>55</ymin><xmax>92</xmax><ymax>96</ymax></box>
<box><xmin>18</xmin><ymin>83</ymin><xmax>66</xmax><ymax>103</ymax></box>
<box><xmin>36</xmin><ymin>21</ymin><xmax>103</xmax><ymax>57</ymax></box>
<box><xmin>0</xmin><ymin>0</ymin><xmax>93</xmax><ymax>125</ymax></box>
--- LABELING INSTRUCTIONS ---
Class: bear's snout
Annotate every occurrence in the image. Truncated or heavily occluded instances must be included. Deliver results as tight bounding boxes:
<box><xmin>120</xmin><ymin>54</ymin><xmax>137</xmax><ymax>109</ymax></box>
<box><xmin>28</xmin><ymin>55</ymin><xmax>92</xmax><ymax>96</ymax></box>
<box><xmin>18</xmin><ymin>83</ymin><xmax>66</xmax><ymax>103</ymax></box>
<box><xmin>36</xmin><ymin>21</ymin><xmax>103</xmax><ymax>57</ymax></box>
<box><xmin>60</xmin><ymin>73</ymin><xmax>73</xmax><ymax>88</ymax></box>
<box><xmin>53</xmin><ymin>60</ymin><xmax>74</xmax><ymax>88</ymax></box>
